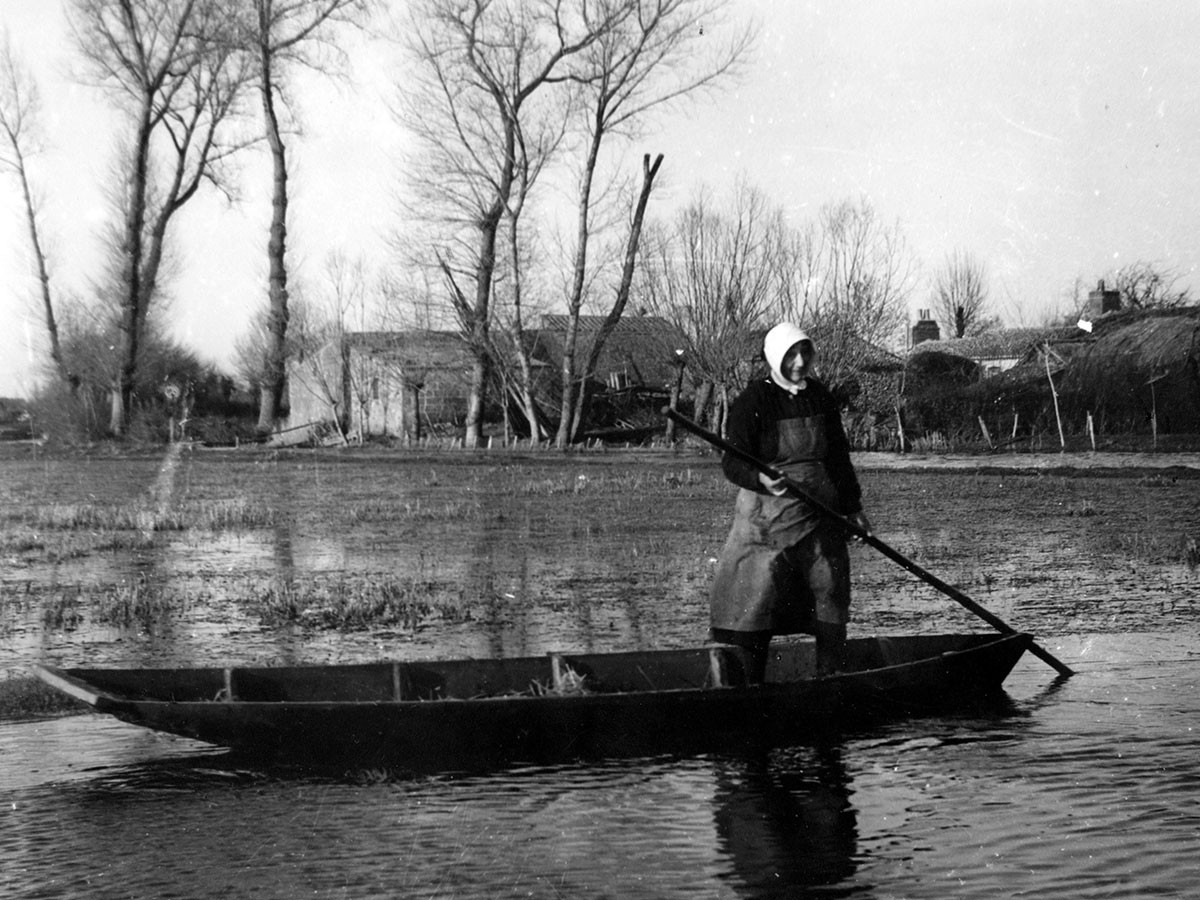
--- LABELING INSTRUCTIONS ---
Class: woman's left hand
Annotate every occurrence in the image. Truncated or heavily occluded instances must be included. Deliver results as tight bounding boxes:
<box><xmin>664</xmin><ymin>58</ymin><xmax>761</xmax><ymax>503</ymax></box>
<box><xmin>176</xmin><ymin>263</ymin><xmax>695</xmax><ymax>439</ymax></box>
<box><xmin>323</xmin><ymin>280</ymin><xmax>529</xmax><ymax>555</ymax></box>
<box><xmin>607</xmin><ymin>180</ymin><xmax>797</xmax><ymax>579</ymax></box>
<box><xmin>847</xmin><ymin>511</ymin><xmax>872</xmax><ymax>539</ymax></box>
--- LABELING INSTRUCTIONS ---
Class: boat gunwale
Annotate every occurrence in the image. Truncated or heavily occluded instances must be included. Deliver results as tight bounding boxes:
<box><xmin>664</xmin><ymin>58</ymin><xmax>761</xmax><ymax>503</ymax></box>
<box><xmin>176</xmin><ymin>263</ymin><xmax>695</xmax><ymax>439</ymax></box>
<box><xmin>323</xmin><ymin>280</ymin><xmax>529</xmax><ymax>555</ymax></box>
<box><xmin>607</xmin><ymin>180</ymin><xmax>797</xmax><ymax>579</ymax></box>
<box><xmin>31</xmin><ymin>632</ymin><xmax>1030</xmax><ymax>711</ymax></box>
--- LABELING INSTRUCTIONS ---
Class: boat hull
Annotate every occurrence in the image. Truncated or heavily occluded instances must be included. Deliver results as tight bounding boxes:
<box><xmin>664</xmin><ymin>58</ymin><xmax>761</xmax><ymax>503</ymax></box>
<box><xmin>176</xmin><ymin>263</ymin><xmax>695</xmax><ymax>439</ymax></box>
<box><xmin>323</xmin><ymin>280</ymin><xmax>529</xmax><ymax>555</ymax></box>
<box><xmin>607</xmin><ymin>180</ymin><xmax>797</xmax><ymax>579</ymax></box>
<box><xmin>34</xmin><ymin>633</ymin><xmax>1031</xmax><ymax>770</ymax></box>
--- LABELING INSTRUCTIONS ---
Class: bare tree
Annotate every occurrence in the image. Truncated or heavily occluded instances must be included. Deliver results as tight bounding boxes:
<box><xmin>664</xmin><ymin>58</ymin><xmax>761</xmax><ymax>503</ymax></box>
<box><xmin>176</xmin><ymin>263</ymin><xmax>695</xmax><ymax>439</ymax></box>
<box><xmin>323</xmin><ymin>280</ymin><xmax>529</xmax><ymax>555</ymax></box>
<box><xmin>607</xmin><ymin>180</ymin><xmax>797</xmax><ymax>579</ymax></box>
<box><xmin>481</xmin><ymin>35</ymin><xmax>574</xmax><ymax>444</ymax></box>
<box><xmin>638</xmin><ymin>179</ymin><xmax>780</xmax><ymax>430</ymax></box>
<box><xmin>230</xmin><ymin>0</ymin><xmax>371</xmax><ymax>433</ymax></box>
<box><xmin>1104</xmin><ymin>260</ymin><xmax>1192</xmax><ymax>310</ymax></box>
<box><xmin>376</xmin><ymin>266</ymin><xmax>447</xmax><ymax>332</ymax></box>
<box><xmin>401</xmin><ymin>0</ymin><xmax>624</xmax><ymax>448</ymax></box>
<box><xmin>0</xmin><ymin>35</ymin><xmax>75</xmax><ymax>390</ymax></box>
<box><xmin>70</xmin><ymin>0</ymin><xmax>253</xmax><ymax>436</ymax></box>
<box><xmin>401</xmin><ymin>0</ymin><xmax>749</xmax><ymax>448</ymax></box>
<box><xmin>278</xmin><ymin>292</ymin><xmax>352</xmax><ymax>443</ymax></box>
<box><xmin>323</xmin><ymin>250</ymin><xmax>382</xmax><ymax>439</ymax></box>
<box><xmin>497</xmin><ymin>138</ymin><xmax>560</xmax><ymax>443</ymax></box>
<box><xmin>552</xmin><ymin>0</ymin><xmax>753</xmax><ymax>446</ymax></box>
<box><xmin>775</xmin><ymin>197</ymin><xmax>916</xmax><ymax>393</ymax></box>
<box><xmin>565</xmin><ymin>152</ymin><xmax>663</xmax><ymax>439</ymax></box>
<box><xmin>931</xmin><ymin>248</ymin><xmax>990</xmax><ymax>338</ymax></box>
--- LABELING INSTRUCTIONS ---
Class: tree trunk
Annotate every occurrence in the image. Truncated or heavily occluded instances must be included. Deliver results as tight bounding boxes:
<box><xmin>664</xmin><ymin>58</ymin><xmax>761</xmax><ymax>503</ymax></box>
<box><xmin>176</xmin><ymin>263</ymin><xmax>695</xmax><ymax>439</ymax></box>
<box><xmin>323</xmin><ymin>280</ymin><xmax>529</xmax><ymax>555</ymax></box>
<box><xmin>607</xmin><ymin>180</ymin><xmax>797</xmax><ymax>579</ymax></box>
<box><xmin>554</xmin><ymin>126</ymin><xmax>603</xmax><ymax>449</ymax></box>
<box><xmin>693</xmin><ymin>380</ymin><xmax>714</xmax><ymax>430</ymax></box>
<box><xmin>463</xmin><ymin>212</ymin><xmax>502</xmax><ymax>449</ymax></box>
<box><xmin>717</xmin><ymin>384</ymin><xmax>730</xmax><ymax>439</ymax></box>
<box><xmin>11</xmin><ymin>142</ymin><xmax>73</xmax><ymax>390</ymax></box>
<box><xmin>665</xmin><ymin>360</ymin><xmax>686</xmax><ymax>442</ymax></box>
<box><xmin>512</xmin><ymin>348</ymin><xmax>544</xmax><ymax>442</ymax></box>
<box><xmin>462</xmin><ymin>110</ymin><xmax>515</xmax><ymax>448</ymax></box>
<box><xmin>256</xmin><ymin>54</ymin><xmax>290</xmax><ymax>434</ymax></box>
<box><xmin>567</xmin><ymin>154</ymin><xmax>663</xmax><ymax>441</ymax></box>
<box><xmin>109</xmin><ymin>108</ymin><xmax>154</xmax><ymax>437</ymax></box>
<box><xmin>505</xmin><ymin>184</ymin><xmax>545</xmax><ymax>443</ymax></box>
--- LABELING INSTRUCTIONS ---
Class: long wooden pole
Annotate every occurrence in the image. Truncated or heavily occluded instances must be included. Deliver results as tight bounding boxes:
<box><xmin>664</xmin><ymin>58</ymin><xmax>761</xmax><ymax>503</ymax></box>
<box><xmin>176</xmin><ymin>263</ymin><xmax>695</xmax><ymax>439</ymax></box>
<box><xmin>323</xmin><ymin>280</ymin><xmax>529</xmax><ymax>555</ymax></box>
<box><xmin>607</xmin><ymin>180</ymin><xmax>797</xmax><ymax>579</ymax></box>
<box><xmin>666</xmin><ymin>408</ymin><xmax>1075</xmax><ymax>677</ymax></box>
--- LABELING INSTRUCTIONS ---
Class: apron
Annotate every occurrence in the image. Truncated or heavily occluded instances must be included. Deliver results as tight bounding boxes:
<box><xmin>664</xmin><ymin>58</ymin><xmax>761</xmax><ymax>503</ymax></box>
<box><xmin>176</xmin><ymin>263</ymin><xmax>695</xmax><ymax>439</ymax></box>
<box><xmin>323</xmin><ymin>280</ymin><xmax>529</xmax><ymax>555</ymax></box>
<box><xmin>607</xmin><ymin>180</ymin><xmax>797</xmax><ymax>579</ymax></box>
<box><xmin>709</xmin><ymin>414</ymin><xmax>849</xmax><ymax>636</ymax></box>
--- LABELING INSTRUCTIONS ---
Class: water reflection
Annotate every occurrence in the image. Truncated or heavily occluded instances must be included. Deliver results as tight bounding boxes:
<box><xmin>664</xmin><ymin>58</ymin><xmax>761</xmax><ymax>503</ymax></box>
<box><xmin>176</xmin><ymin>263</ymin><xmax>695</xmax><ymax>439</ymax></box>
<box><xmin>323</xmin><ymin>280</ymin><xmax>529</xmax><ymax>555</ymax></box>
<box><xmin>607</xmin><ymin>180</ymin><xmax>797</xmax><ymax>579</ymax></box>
<box><xmin>714</xmin><ymin>745</ymin><xmax>859</xmax><ymax>898</ymax></box>
<box><xmin>10</xmin><ymin>648</ymin><xmax>1200</xmax><ymax>900</ymax></box>
<box><xmin>271</xmin><ymin>518</ymin><xmax>296</xmax><ymax>589</ymax></box>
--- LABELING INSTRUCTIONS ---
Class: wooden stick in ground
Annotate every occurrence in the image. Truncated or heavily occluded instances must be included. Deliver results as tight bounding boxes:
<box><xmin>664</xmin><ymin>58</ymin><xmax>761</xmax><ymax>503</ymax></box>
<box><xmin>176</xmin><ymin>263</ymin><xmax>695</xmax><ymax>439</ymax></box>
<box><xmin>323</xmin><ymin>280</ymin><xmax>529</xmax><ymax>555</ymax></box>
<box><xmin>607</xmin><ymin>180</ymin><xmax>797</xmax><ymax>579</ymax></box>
<box><xmin>665</xmin><ymin>407</ymin><xmax>1075</xmax><ymax>678</ymax></box>
<box><xmin>1044</xmin><ymin>344</ymin><xmax>1065</xmax><ymax>449</ymax></box>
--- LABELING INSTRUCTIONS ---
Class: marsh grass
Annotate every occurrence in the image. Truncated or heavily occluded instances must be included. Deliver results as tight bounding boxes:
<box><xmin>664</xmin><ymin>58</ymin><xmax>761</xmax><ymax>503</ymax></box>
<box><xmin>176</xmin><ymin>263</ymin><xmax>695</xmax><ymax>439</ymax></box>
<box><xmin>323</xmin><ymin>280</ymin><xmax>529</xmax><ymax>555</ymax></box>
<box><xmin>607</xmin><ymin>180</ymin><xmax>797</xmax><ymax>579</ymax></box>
<box><xmin>1103</xmin><ymin>530</ymin><xmax>1200</xmax><ymax>567</ymax></box>
<box><xmin>1065</xmin><ymin>499</ymin><xmax>1098</xmax><ymax>517</ymax></box>
<box><xmin>516</xmin><ymin>468</ymin><xmax>707</xmax><ymax>496</ymax></box>
<box><xmin>31</xmin><ymin>497</ymin><xmax>273</xmax><ymax>533</ymax></box>
<box><xmin>93</xmin><ymin>579</ymin><xmax>189</xmax><ymax>627</ymax></box>
<box><xmin>911</xmin><ymin>432</ymin><xmax>952</xmax><ymax>453</ymax></box>
<box><xmin>2</xmin><ymin>532</ymin><xmax>46</xmax><ymax>554</ymax></box>
<box><xmin>41</xmin><ymin>589</ymin><xmax>84</xmax><ymax>631</ymax></box>
<box><xmin>254</xmin><ymin>574</ymin><xmax>481</xmax><ymax>631</ymax></box>
<box><xmin>34</xmin><ymin>503</ymin><xmax>188</xmax><ymax>532</ymax></box>
<box><xmin>184</xmin><ymin>498</ymin><xmax>276</xmax><ymax>530</ymax></box>
<box><xmin>1138</xmin><ymin>474</ymin><xmax>1183</xmax><ymax>489</ymax></box>
<box><xmin>347</xmin><ymin>498</ymin><xmax>486</xmax><ymax>523</ymax></box>
<box><xmin>39</xmin><ymin>579</ymin><xmax>189</xmax><ymax>632</ymax></box>
<box><xmin>6</xmin><ymin>498</ymin><xmax>276</xmax><ymax>569</ymax></box>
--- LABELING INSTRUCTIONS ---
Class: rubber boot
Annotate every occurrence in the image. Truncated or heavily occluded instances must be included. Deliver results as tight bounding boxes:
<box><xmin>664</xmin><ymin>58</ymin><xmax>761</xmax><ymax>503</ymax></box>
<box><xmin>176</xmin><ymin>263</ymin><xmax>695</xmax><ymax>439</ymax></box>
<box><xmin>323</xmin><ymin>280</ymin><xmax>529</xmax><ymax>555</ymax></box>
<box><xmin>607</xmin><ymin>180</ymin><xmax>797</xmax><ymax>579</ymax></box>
<box><xmin>743</xmin><ymin>645</ymin><xmax>770</xmax><ymax>686</ymax></box>
<box><xmin>815</xmin><ymin>622</ymin><xmax>847</xmax><ymax>676</ymax></box>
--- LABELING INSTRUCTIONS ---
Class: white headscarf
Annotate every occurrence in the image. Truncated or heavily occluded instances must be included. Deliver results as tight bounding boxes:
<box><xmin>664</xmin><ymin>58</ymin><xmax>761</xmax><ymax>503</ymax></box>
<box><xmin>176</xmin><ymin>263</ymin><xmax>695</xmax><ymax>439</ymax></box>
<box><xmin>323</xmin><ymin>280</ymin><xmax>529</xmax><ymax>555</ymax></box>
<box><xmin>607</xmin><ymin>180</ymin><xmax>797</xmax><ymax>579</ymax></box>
<box><xmin>762</xmin><ymin>322</ymin><xmax>813</xmax><ymax>394</ymax></box>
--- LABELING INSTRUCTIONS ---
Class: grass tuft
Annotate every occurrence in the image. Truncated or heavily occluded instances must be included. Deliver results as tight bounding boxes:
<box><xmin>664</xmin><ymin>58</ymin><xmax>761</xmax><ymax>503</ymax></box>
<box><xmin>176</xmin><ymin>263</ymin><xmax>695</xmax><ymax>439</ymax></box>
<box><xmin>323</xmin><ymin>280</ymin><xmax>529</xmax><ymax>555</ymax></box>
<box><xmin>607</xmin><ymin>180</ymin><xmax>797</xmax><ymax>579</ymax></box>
<box><xmin>253</xmin><ymin>574</ymin><xmax>479</xmax><ymax>631</ymax></box>
<box><xmin>32</xmin><ymin>498</ymin><xmax>273</xmax><ymax>533</ymax></box>
<box><xmin>39</xmin><ymin>580</ymin><xmax>188</xmax><ymax>631</ymax></box>
<box><xmin>346</xmin><ymin>498</ymin><xmax>486</xmax><ymax>523</ymax></box>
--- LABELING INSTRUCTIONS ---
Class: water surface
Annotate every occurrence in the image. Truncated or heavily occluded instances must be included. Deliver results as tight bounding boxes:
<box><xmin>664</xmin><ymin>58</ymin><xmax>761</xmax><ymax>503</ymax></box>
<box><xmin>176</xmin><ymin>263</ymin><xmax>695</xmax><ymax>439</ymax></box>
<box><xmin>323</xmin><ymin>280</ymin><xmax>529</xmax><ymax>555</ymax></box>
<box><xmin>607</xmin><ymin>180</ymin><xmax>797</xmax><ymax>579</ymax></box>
<box><xmin>4</xmin><ymin>451</ymin><xmax>1200</xmax><ymax>897</ymax></box>
<box><xmin>4</xmin><ymin>634</ymin><xmax>1199</xmax><ymax>898</ymax></box>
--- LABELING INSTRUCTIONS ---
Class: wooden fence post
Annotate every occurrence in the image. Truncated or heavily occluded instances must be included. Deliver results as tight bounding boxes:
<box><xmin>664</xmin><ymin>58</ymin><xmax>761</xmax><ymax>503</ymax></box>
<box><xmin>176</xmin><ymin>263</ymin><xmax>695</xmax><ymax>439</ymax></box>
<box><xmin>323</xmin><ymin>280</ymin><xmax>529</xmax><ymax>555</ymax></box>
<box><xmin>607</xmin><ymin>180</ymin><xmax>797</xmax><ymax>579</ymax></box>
<box><xmin>978</xmin><ymin>416</ymin><xmax>994</xmax><ymax>450</ymax></box>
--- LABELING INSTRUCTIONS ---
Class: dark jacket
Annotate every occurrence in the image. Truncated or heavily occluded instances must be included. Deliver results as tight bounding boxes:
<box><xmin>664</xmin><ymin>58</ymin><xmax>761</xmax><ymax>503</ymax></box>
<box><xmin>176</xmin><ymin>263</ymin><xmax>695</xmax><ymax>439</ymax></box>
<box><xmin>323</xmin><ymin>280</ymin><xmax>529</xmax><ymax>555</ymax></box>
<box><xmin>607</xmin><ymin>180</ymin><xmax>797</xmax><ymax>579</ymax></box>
<box><xmin>720</xmin><ymin>377</ymin><xmax>863</xmax><ymax>515</ymax></box>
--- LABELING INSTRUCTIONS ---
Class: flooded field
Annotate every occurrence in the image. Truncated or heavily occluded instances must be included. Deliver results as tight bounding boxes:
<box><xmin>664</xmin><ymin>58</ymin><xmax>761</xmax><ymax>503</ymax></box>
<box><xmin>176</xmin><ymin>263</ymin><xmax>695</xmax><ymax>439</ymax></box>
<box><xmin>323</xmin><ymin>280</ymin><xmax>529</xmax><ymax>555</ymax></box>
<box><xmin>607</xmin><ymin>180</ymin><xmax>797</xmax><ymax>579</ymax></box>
<box><xmin>3</xmin><ymin>445</ymin><xmax>1200</xmax><ymax>898</ymax></box>
<box><xmin>3</xmin><ymin>444</ymin><xmax>1198</xmax><ymax>676</ymax></box>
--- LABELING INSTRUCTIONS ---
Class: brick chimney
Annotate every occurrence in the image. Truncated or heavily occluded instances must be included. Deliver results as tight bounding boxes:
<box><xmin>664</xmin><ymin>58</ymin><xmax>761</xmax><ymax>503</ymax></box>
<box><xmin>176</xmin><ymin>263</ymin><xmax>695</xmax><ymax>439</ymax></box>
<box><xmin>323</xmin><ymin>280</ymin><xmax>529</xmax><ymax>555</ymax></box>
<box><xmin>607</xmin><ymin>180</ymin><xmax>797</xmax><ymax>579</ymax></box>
<box><xmin>911</xmin><ymin>309</ymin><xmax>940</xmax><ymax>345</ymax></box>
<box><xmin>1087</xmin><ymin>280</ymin><xmax>1120</xmax><ymax>319</ymax></box>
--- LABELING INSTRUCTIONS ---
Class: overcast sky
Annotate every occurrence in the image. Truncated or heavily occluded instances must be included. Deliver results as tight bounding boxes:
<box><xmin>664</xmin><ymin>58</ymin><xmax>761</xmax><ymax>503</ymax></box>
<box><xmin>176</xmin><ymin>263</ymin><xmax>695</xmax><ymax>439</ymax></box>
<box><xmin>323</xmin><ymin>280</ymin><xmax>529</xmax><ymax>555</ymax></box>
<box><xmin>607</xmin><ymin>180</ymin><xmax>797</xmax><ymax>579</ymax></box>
<box><xmin>3</xmin><ymin>0</ymin><xmax>1199</xmax><ymax>398</ymax></box>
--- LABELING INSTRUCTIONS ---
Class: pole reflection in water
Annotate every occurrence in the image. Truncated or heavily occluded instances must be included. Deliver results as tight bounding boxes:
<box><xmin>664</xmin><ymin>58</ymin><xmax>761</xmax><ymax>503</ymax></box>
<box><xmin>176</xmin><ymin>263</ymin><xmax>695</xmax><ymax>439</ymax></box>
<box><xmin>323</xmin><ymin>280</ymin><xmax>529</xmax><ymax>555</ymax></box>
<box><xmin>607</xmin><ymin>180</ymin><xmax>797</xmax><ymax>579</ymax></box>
<box><xmin>271</xmin><ymin>518</ymin><xmax>296</xmax><ymax>590</ymax></box>
<box><xmin>714</xmin><ymin>744</ymin><xmax>859</xmax><ymax>897</ymax></box>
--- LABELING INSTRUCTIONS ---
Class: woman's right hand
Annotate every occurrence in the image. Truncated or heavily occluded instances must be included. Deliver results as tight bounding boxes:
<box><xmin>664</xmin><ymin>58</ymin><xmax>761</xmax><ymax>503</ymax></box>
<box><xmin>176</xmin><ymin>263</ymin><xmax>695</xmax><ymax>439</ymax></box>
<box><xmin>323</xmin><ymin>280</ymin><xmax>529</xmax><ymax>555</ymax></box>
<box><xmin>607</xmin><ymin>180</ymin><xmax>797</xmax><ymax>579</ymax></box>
<box><xmin>757</xmin><ymin>471</ymin><xmax>789</xmax><ymax>496</ymax></box>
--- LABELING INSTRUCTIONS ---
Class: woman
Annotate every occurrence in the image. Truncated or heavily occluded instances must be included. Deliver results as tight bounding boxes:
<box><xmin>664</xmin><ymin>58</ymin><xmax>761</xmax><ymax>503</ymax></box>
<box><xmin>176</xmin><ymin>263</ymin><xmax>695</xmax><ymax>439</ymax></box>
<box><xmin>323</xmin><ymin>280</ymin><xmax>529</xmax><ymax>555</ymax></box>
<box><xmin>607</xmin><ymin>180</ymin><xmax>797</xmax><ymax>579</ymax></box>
<box><xmin>710</xmin><ymin>322</ymin><xmax>872</xmax><ymax>681</ymax></box>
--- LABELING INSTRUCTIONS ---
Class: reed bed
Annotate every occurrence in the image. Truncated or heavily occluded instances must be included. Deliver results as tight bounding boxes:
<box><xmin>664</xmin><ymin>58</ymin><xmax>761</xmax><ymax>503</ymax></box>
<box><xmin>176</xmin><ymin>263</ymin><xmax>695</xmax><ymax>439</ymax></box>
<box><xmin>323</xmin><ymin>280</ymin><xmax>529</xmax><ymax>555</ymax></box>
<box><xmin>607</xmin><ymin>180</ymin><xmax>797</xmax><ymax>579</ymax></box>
<box><xmin>38</xmin><ymin>580</ymin><xmax>192</xmax><ymax>632</ymax></box>
<box><xmin>31</xmin><ymin>498</ymin><xmax>274</xmax><ymax>533</ymax></box>
<box><xmin>34</xmin><ymin>503</ymin><xmax>189</xmax><ymax>532</ymax></box>
<box><xmin>252</xmin><ymin>574</ymin><xmax>482</xmax><ymax>631</ymax></box>
<box><xmin>514</xmin><ymin>468</ymin><xmax>707</xmax><ymax>496</ymax></box>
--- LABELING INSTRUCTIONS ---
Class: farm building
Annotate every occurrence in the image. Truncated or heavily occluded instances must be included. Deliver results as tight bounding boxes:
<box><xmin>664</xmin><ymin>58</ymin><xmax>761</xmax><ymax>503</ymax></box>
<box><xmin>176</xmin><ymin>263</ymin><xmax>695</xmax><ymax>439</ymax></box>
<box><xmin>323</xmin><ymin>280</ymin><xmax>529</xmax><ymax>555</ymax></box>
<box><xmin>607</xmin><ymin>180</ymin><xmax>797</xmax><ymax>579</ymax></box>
<box><xmin>909</xmin><ymin>327</ymin><xmax>1078</xmax><ymax>378</ymax></box>
<box><xmin>283</xmin><ymin>330</ymin><xmax>475</xmax><ymax>442</ymax></box>
<box><xmin>532</xmin><ymin>314</ymin><xmax>686</xmax><ymax>393</ymax></box>
<box><xmin>530</xmin><ymin>314</ymin><xmax>688</xmax><ymax>437</ymax></box>
<box><xmin>1057</xmin><ymin>307</ymin><xmax>1200</xmax><ymax>433</ymax></box>
<box><xmin>907</xmin><ymin>283</ymin><xmax>1122</xmax><ymax>378</ymax></box>
<box><xmin>280</xmin><ymin>315</ymin><xmax>688</xmax><ymax>443</ymax></box>
<box><xmin>901</xmin><ymin>303</ymin><xmax>1200</xmax><ymax>442</ymax></box>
